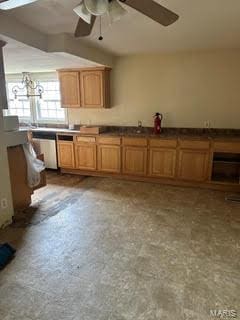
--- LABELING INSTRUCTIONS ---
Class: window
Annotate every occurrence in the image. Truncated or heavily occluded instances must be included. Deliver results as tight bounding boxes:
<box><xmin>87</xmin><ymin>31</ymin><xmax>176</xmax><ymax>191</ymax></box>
<box><xmin>36</xmin><ymin>81</ymin><xmax>65</xmax><ymax>122</ymax></box>
<box><xmin>7</xmin><ymin>82</ymin><xmax>31</xmax><ymax>121</ymax></box>
<box><xmin>6</xmin><ymin>78</ymin><xmax>66</xmax><ymax>124</ymax></box>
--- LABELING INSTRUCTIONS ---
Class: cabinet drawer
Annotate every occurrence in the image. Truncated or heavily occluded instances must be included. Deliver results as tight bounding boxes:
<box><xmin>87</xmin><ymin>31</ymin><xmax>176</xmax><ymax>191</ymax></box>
<box><xmin>97</xmin><ymin>137</ymin><xmax>121</xmax><ymax>145</ymax></box>
<box><xmin>57</xmin><ymin>134</ymin><xmax>74</xmax><ymax>141</ymax></box>
<box><xmin>213</xmin><ymin>141</ymin><xmax>240</xmax><ymax>153</ymax></box>
<box><xmin>76</xmin><ymin>136</ymin><xmax>96</xmax><ymax>143</ymax></box>
<box><xmin>122</xmin><ymin>137</ymin><xmax>147</xmax><ymax>147</ymax></box>
<box><xmin>179</xmin><ymin>140</ymin><xmax>210</xmax><ymax>150</ymax></box>
<box><xmin>149</xmin><ymin>139</ymin><xmax>177</xmax><ymax>148</ymax></box>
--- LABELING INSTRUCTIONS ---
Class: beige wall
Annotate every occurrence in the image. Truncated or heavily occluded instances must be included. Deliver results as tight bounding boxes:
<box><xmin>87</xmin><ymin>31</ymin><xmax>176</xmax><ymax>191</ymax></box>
<box><xmin>0</xmin><ymin>115</ymin><xmax>14</xmax><ymax>228</ymax></box>
<box><xmin>68</xmin><ymin>49</ymin><xmax>240</xmax><ymax>129</ymax></box>
<box><xmin>0</xmin><ymin>43</ymin><xmax>13</xmax><ymax>228</ymax></box>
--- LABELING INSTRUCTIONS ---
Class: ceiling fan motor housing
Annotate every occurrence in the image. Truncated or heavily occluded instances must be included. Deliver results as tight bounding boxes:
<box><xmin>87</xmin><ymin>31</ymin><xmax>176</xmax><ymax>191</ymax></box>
<box><xmin>84</xmin><ymin>0</ymin><xmax>109</xmax><ymax>16</ymax></box>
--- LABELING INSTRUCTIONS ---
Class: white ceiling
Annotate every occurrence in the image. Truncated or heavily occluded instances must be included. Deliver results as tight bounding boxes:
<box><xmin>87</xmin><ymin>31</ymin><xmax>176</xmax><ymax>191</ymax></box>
<box><xmin>3</xmin><ymin>37</ymin><xmax>98</xmax><ymax>73</ymax></box>
<box><xmin>4</xmin><ymin>0</ymin><xmax>240</xmax><ymax>55</ymax></box>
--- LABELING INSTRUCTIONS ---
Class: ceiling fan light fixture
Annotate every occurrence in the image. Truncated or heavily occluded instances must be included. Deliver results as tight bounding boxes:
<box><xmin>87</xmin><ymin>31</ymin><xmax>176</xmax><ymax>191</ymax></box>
<box><xmin>108</xmin><ymin>0</ymin><xmax>127</xmax><ymax>24</ymax></box>
<box><xmin>84</xmin><ymin>0</ymin><xmax>108</xmax><ymax>16</ymax></box>
<box><xmin>73</xmin><ymin>2</ymin><xmax>92</xmax><ymax>24</ymax></box>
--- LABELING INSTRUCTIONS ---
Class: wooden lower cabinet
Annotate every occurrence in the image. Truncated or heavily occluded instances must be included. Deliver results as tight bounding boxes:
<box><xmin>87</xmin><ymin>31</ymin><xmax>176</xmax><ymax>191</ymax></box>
<box><xmin>57</xmin><ymin>142</ymin><xmax>75</xmax><ymax>169</ymax></box>
<box><xmin>149</xmin><ymin>148</ymin><xmax>176</xmax><ymax>178</ymax></box>
<box><xmin>177</xmin><ymin>149</ymin><xmax>209</xmax><ymax>181</ymax></box>
<box><xmin>122</xmin><ymin>146</ymin><xmax>147</xmax><ymax>176</ymax></box>
<box><xmin>98</xmin><ymin>145</ymin><xmax>121</xmax><ymax>173</ymax></box>
<box><xmin>57</xmin><ymin>133</ymin><xmax>240</xmax><ymax>191</ymax></box>
<box><xmin>75</xmin><ymin>144</ymin><xmax>97</xmax><ymax>171</ymax></box>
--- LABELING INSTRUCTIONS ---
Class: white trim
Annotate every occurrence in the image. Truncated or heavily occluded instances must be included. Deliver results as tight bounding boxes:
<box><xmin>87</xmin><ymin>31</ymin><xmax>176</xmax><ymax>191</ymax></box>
<box><xmin>31</xmin><ymin>72</ymin><xmax>58</xmax><ymax>81</ymax></box>
<box><xmin>6</xmin><ymin>72</ymin><xmax>58</xmax><ymax>82</ymax></box>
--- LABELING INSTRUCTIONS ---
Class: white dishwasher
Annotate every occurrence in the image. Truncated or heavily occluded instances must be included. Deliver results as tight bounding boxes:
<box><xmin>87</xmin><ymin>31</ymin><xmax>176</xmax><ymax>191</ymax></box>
<box><xmin>32</xmin><ymin>132</ymin><xmax>58</xmax><ymax>169</ymax></box>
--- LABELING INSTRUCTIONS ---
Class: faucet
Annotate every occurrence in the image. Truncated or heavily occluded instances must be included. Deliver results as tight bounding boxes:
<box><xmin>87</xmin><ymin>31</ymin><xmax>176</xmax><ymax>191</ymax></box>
<box><xmin>26</xmin><ymin>121</ymin><xmax>38</xmax><ymax>129</ymax></box>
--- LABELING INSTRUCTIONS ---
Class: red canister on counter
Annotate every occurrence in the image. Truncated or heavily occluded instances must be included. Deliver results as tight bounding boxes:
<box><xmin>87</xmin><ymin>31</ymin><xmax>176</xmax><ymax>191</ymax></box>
<box><xmin>154</xmin><ymin>113</ymin><xmax>163</xmax><ymax>134</ymax></box>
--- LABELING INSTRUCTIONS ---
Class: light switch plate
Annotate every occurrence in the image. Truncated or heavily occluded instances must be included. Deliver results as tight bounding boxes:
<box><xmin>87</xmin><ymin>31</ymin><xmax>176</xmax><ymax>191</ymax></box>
<box><xmin>1</xmin><ymin>198</ymin><xmax>8</xmax><ymax>210</ymax></box>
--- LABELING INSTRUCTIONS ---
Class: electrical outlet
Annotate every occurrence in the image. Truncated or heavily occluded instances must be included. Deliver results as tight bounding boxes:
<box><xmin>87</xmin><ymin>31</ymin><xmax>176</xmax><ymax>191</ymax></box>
<box><xmin>204</xmin><ymin>120</ymin><xmax>211</xmax><ymax>128</ymax></box>
<box><xmin>1</xmin><ymin>198</ymin><xmax>8</xmax><ymax>210</ymax></box>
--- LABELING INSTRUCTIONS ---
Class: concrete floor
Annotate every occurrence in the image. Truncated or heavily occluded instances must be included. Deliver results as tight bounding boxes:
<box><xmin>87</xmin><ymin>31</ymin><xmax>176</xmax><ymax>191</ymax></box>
<box><xmin>0</xmin><ymin>172</ymin><xmax>239</xmax><ymax>320</ymax></box>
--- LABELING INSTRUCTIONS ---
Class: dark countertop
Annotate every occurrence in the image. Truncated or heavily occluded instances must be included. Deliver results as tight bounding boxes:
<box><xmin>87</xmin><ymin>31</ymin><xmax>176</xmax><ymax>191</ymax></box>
<box><xmin>100</xmin><ymin>132</ymin><xmax>240</xmax><ymax>141</ymax></box>
<box><xmin>99</xmin><ymin>131</ymin><xmax>209</xmax><ymax>140</ymax></box>
<box><xmin>20</xmin><ymin>126</ymin><xmax>240</xmax><ymax>141</ymax></box>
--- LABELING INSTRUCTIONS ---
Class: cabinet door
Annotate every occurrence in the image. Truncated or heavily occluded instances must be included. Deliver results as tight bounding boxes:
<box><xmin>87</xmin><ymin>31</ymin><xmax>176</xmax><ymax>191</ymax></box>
<box><xmin>80</xmin><ymin>70</ymin><xmax>104</xmax><ymax>108</ymax></box>
<box><xmin>98</xmin><ymin>145</ymin><xmax>121</xmax><ymax>173</ymax></box>
<box><xmin>59</xmin><ymin>71</ymin><xmax>80</xmax><ymax>107</ymax></box>
<box><xmin>57</xmin><ymin>142</ymin><xmax>75</xmax><ymax>168</ymax></box>
<box><xmin>122</xmin><ymin>146</ymin><xmax>147</xmax><ymax>176</ymax></box>
<box><xmin>178</xmin><ymin>150</ymin><xmax>209</xmax><ymax>181</ymax></box>
<box><xmin>75</xmin><ymin>144</ymin><xmax>97</xmax><ymax>171</ymax></box>
<box><xmin>8</xmin><ymin>145</ymin><xmax>32</xmax><ymax>209</ymax></box>
<box><xmin>149</xmin><ymin>148</ymin><xmax>176</xmax><ymax>178</ymax></box>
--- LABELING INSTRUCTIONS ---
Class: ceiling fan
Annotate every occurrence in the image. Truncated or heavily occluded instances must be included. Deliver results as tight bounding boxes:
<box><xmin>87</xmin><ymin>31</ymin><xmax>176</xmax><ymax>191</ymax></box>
<box><xmin>0</xmin><ymin>0</ymin><xmax>38</xmax><ymax>10</ymax></box>
<box><xmin>0</xmin><ymin>0</ymin><xmax>179</xmax><ymax>39</ymax></box>
<box><xmin>74</xmin><ymin>0</ymin><xmax>179</xmax><ymax>38</ymax></box>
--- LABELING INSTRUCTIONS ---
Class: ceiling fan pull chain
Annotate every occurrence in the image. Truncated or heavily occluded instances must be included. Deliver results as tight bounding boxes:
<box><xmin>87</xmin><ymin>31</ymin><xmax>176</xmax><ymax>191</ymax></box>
<box><xmin>98</xmin><ymin>16</ymin><xmax>103</xmax><ymax>41</ymax></box>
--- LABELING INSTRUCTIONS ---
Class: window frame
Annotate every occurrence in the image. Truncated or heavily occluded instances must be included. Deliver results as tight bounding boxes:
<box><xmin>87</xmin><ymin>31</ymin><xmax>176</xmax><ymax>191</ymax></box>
<box><xmin>5</xmin><ymin>73</ymin><xmax>67</xmax><ymax>125</ymax></box>
<box><xmin>6</xmin><ymin>81</ymin><xmax>34</xmax><ymax>123</ymax></box>
<box><xmin>35</xmin><ymin>80</ymin><xmax>67</xmax><ymax>124</ymax></box>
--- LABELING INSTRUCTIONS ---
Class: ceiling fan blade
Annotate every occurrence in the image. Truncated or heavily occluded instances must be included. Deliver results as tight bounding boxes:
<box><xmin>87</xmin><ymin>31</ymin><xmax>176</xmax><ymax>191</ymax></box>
<box><xmin>74</xmin><ymin>2</ymin><xmax>92</xmax><ymax>24</ymax></box>
<box><xmin>108</xmin><ymin>0</ymin><xmax>127</xmax><ymax>24</ymax></box>
<box><xmin>121</xmin><ymin>0</ymin><xmax>179</xmax><ymax>26</ymax></box>
<box><xmin>0</xmin><ymin>0</ymin><xmax>38</xmax><ymax>10</ymax></box>
<box><xmin>74</xmin><ymin>16</ymin><xmax>96</xmax><ymax>38</ymax></box>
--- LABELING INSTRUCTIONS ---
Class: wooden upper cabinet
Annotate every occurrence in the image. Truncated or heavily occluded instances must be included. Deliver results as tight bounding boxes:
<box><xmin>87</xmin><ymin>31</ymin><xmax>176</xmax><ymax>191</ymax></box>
<box><xmin>58</xmin><ymin>67</ymin><xmax>111</xmax><ymax>108</ymax></box>
<box><xmin>81</xmin><ymin>70</ymin><xmax>103</xmax><ymax>108</ymax></box>
<box><xmin>58</xmin><ymin>71</ymin><xmax>81</xmax><ymax>108</ymax></box>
